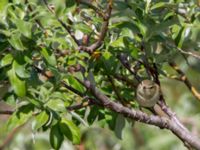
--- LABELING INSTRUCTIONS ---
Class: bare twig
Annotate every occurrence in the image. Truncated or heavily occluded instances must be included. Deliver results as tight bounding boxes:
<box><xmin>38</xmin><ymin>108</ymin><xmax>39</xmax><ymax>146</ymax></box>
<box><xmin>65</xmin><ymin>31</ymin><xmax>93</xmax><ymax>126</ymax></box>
<box><xmin>169</xmin><ymin>62</ymin><xmax>200</xmax><ymax>101</ymax></box>
<box><xmin>61</xmin><ymin>81</ymin><xmax>85</xmax><ymax>97</ymax></box>
<box><xmin>118</xmin><ymin>53</ymin><xmax>140</xmax><ymax>82</ymax></box>
<box><xmin>77</xmin><ymin>0</ymin><xmax>104</xmax><ymax>17</ymax></box>
<box><xmin>0</xmin><ymin>110</ymin><xmax>14</xmax><ymax>115</ymax></box>
<box><xmin>78</xmin><ymin>0</ymin><xmax>113</xmax><ymax>53</ymax></box>
<box><xmin>0</xmin><ymin>124</ymin><xmax>24</xmax><ymax>150</ymax></box>
<box><xmin>107</xmin><ymin>75</ymin><xmax>125</xmax><ymax>105</ymax></box>
<box><xmin>113</xmin><ymin>74</ymin><xmax>137</xmax><ymax>88</ymax></box>
<box><xmin>176</xmin><ymin>47</ymin><xmax>200</xmax><ymax>61</ymax></box>
<box><xmin>67</xmin><ymin>100</ymin><xmax>95</xmax><ymax>111</ymax></box>
<box><xmin>42</xmin><ymin>0</ymin><xmax>80</xmax><ymax>45</ymax></box>
<box><xmin>25</xmin><ymin>0</ymin><xmax>44</xmax><ymax>29</ymax></box>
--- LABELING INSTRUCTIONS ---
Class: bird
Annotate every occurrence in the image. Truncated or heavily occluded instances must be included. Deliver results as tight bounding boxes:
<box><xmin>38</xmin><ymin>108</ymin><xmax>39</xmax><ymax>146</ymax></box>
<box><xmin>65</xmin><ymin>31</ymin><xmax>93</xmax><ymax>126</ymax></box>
<box><xmin>136</xmin><ymin>80</ymin><xmax>160</xmax><ymax>107</ymax></box>
<box><xmin>136</xmin><ymin>80</ymin><xmax>168</xmax><ymax>117</ymax></box>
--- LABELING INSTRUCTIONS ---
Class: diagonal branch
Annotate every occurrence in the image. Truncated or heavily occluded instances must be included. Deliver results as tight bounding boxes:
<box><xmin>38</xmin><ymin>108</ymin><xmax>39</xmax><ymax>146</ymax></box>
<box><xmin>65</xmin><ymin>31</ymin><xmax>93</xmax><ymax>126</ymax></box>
<box><xmin>75</xmin><ymin>78</ymin><xmax>200</xmax><ymax>150</ymax></box>
<box><xmin>118</xmin><ymin>53</ymin><xmax>141</xmax><ymax>82</ymax></box>
<box><xmin>177</xmin><ymin>47</ymin><xmax>200</xmax><ymax>60</ymax></box>
<box><xmin>78</xmin><ymin>0</ymin><xmax>113</xmax><ymax>53</ymax></box>
<box><xmin>107</xmin><ymin>75</ymin><xmax>125</xmax><ymax>105</ymax></box>
<box><xmin>77</xmin><ymin>0</ymin><xmax>104</xmax><ymax>17</ymax></box>
<box><xmin>113</xmin><ymin>74</ymin><xmax>137</xmax><ymax>88</ymax></box>
<box><xmin>169</xmin><ymin>62</ymin><xmax>200</xmax><ymax>101</ymax></box>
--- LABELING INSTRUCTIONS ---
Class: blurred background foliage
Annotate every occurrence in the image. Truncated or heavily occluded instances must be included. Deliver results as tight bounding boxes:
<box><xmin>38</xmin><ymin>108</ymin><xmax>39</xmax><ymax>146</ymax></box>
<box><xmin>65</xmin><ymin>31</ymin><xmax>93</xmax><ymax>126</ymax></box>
<box><xmin>0</xmin><ymin>0</ymin><xmax>200</xmax><ymax>149</ymax></box>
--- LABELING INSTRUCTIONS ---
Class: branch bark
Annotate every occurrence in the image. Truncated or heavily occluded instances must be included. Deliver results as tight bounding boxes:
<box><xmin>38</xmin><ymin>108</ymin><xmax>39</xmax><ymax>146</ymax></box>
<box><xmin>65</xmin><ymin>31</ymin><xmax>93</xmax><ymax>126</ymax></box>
<box><xmin>76</xmin><ymin>78</ymin><xmax>200</xmax><ymax>150</ymax></box>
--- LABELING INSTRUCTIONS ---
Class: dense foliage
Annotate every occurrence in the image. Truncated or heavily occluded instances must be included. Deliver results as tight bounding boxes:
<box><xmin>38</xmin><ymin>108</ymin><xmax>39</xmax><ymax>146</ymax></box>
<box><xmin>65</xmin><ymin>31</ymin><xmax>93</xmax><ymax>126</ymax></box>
<box><xmin>0</xmin><ymin>0</ymin><xmax>200</xmax><ymax>149</ymax></box>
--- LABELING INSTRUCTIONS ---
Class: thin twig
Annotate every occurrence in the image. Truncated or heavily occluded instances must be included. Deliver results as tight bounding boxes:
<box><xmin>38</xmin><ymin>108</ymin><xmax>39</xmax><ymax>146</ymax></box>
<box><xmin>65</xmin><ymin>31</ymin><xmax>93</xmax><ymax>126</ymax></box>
<box><xmin>118</xmin><ymin>53</ymin><xmax>140</xmax><ymax>82</ymax></box>
<box><xmin>107</xmin><ymin>75</ymin><xmax>125</xmax><ymax>105</ymax></box>
<box><xmin>61</xmin><ymin>81</ymin><xmax>85</xmax><ymax>97</ymax></box>
<box><xmin>113</xmin><ymin>74</ymin><xmax>137</xmax><ymax>88</ymax></box>
<box><xmin>169</xmin><ymin>62</ymin><xmax>200</xmax><ymax>101</ymax></box>
<box><xmin>42</xmin><ymin>0</ymin><xmax>80</xmax><ymax>45</ymax></box>
<box><xmin>0</xmin><ymin>125</ymin><xmax>24</xmax><ymax>150</ymax></box>
<box><xmin>25</xmin><ymin>0</ymin><xmax>44</xmax><ymax>29</ymax></box>
<box><xmin>77</xmin><ymin>0</ymin><xmax>104</xmax><ymax>17</ymax></box>
<box><xmin>0</xmin><ymin>110</ymin><xmax>14</xmax><ymax>115</ymax></box>
<box><xmin>78</xmin><ymin>0</ymin><xmax>113</xmax><ymax>53</ymax></box>
<box><xmin>67</xmin><ymin>99</ymin><xmax>95</xmax><ymax>111</ymax></box>
<box><xmin>177</xmin><ymin>47</ymin><xmax>200</xmax><ymax>61</ymax></box>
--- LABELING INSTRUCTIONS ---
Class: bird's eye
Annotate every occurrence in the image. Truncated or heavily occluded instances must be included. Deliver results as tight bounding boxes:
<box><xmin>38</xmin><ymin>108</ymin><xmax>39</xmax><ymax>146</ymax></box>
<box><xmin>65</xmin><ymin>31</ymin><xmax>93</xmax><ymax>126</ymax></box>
<box><xmin>149</xmin><ymin>86</ymin><xmax>154</xmax><ymax>89</ymax></box>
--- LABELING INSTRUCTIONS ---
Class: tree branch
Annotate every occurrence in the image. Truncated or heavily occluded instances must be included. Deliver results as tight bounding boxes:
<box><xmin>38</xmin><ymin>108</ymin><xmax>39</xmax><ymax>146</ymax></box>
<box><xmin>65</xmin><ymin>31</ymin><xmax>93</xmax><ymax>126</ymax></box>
<box><xmin>42</xmin><ymin>0</ymin><xmax>80</xmax><ymax>45</ymax></box>
<box><xmin>177</xmin><ymin>47</ymin><xmax>200</xmax><ymax>60</ymax></box>
<box><xmin>0</xmin><ymin>125</ymin><xmax>24</xmax><ymax>150</ymax></box>
<box><xmin>113</xmin><ymin>74</ymin><xmax>137</xmax><ymax>88</ymax></box>
<box><xmin>78</xmin><ymin>0</ymin><xmax>113</xmax><ymax>53</ymax></box>
<box><xmin>118</xmin><ymin>53</ymin><xmax>141</xmax><ymax>82</ymax></box>
<box><xmin>107</xmin><ymin>75</ymin><xmax>125</xmax><ymax>105</ymax></box>
<box><xmin>169</xmin><ymin>62</ymin><xmax>200</xmax><ymax>101</ymax></box>
<box><xmin>77</xmin><ymin>0</ymin><xmax>104</xmax><ymax>17</ymax></box>
<box><xmin>75</xmin><ymin>78</ymin><xmax>200</xmax><ymax>150</ymax></box>
<box><xmin>0</xmin><ymin>110</ymin><xmax>14</xmax><ymax>115</ymax></box>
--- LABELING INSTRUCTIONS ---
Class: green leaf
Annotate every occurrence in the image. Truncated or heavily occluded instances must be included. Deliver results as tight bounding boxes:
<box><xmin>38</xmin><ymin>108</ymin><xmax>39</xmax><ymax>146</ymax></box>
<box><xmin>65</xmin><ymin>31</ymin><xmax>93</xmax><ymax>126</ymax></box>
<box><xmin>66</xmin><ymin>75</ymin><xmax>85</xmax><ymax>93</ymax></box>
<box><xmin>50</xmin><ymin>123</ymin><xmax>64</xmax><ymax>150</ymax></box>
<box><xmin>13</xmin><ymin>60</ymin><xmax>30</xmax><ymax>78</ymax></box>
<box><xmin>7</xmin><ymin>104</ymin><xmax>33</xmax><ymax>131</ymax></box>
<box><xmin>133</xmin><ymin>21</ymin><xmax>147</xmax><ymax>37</ymax></box>
<box><xmin>114</xmin><ymin>114</ymin><xmax>125</xmax><ymax>139</ymax></box>
<box><xmin>151</xmin><ymin>2</ymin><xmax>166</xmax><ymax>10</ymax></box>
<box><xmin>15</xmin><ymin>19</ymin><xmax>32</xmax><ymax>38</ymax></box>
<box><xmin>59</xmin><ymin>118</ymin><xmax>81</xmax><ymax>144</ymax></box>
<box><xmin>40</xmin><ymin>47</ymin><xmax>57</xmax><ymax>66</ymax></box>
<box><xmin>74</xmin><ymin>23</ymin><xmax>92</xmax><ymax>34</ymax></box>
<box><xmin>46</xmin><ymin>99</ymin><xmax>66</xmax><ymax>112</ymax></box>
<box><xmin>65</xmin><ymin>0</ymin><xmax>76</xmax><ymax>11</ymax></box>
<box><xmin>1</xmin><ymin>53</ymin><xmax>13</xmax><ymax>67</ymax></box>
<box><xmin>0</xmin><ymin>0</ymin><xmax>8</xmax><ymax>12</ymax></box>
<box><xmin>110</xmin><ymin>37</ymin><xmax>125</xmax><ymax>48</ymax></box>
<box><xmin>175</xmin><ymin>26</ymin><xmax>186</xmax><ymax>48</ymax></box>
<box><xmin>27</xmin><ymin>97</ymin><xmax>43</xmax><ymax>108</ymax></box>
<box><xmin>33</xmin><ymin>111</ymin><xmax>49</xmax><ymax>131</ymax></box>
<box><xmin>8</xmin><ymin>33</ymin><xmax>25</xmax><ymax>51</ymax></box>
<box><xmin>7</xmin><ymin>64</ymin><xmax>26</xmax><ymax>97</ymax></box>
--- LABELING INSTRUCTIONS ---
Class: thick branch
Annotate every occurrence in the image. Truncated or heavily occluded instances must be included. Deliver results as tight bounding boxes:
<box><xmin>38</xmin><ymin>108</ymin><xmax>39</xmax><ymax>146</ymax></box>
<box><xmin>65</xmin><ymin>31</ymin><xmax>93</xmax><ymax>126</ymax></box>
<box><xmin>76</xmin><ymin>78</ymin><xmax>200</xmax><ymax>150</ymax></box>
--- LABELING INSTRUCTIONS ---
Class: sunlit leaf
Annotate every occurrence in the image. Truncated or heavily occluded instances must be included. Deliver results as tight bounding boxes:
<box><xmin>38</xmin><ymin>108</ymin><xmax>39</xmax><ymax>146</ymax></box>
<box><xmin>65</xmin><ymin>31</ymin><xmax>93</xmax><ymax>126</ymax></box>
<box><xmin>7</xmin><ymin>64</ymin><xmax>26</xmax><ymax>97</ymax></box>
<box><xmin>33</xmin><ymin>111</ymin><xmax>49</xmax><ymax>131</ymax></box>
<box><xmin>59</xmin><ymin>118</ymin><xmax>81</xmax><ymax>144</ymax></box>
<box><xmin>40</xmin><ymin>47</ymin><xmax>57</xmax><ymax>66</ymax></box>
<box><xmin>1</xmin><ymin>53</ymin><xmax>13</xmax><ymax>67</ymax></box>
<box><xmin>13</xmin><ymin>60</ymin><xmax>30</xmax><ymax>78</ymax></box>
<box><xmin>6</xmin><ymin>104</ymin><xmax>33</xmax><ymax>131</ymax></box>
<box><xmin>8</xmin><ymin>33</ymin><xmax>25</xmax><ymax>51</ymax></box>
<box><xmin>15</xmin><ymin>19</ymin><xmax>32</xmax><ymax>38</ymax></box>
